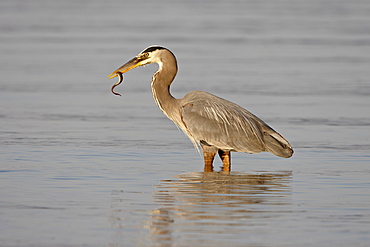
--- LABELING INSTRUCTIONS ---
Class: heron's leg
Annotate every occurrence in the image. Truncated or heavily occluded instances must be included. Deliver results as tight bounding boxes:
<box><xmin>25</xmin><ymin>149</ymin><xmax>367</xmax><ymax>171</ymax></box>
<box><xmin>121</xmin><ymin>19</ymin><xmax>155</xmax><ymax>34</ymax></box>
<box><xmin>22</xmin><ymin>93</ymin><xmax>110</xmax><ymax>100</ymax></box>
<box><xmin>201</xmin><ymin>144</ymin><xmax>217</xmax><ymax>172</ymax></box>
<box><xmin>218</xmin><ymin>150</ymin><xmax>231</xmax><ymax>172</ymax></box>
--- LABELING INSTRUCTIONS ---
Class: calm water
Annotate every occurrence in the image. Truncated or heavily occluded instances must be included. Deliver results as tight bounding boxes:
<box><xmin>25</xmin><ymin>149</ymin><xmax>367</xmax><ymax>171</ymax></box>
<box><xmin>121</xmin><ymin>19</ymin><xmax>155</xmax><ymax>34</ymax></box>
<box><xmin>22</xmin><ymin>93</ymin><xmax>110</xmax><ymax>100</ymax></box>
<box><xmin>1</xmin><ymin>0</ymin><xmax>370</xmax><ymax>246</ymax></box>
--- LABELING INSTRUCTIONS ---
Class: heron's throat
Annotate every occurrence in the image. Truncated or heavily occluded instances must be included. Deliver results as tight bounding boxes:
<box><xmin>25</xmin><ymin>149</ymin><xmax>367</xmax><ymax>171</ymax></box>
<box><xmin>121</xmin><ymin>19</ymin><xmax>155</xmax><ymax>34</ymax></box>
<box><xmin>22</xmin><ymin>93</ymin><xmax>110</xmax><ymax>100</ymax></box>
<box><xmin>151</xmin><ymin>64</ymin><xmax>179</xmax><ymax>122</ymax></box>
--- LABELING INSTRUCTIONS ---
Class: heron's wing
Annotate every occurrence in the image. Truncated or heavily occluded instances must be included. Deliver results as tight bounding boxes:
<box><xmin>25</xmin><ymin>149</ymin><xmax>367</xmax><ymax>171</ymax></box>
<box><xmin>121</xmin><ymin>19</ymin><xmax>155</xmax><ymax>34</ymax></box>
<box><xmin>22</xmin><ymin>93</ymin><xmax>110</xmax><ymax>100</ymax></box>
<box><xmin>180</xmin><ymin>91</ymin><xmax>293</xmax><ymax>157</ymax></box>
<box><xmin>180</xmin><ymin>91</ymin><xmax>266</xmax><ymax>153</ymax></box>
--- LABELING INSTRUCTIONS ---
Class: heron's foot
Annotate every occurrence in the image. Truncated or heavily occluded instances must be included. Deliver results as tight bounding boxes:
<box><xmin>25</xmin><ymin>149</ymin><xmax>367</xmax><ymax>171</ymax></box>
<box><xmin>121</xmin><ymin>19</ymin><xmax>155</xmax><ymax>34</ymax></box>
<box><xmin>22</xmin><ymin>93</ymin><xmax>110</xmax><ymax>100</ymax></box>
<box><xmin>204</xmin><ymin>164</ymin><xmax>214</xmax><ymax>172</ymax></box>
<box><xmin>221</xmin><ymin>164</ymin><xmax>231</xmax><ymax>172</ymax></box>
<box><xmin>218</xmin><ymin>150</ymin><xmax>231</xmax><ymax>172</ymax></box>
<box><xmin>201</xmin><ymin>144</ymin><xmax>217</xmax><ymax>172</ymax></box>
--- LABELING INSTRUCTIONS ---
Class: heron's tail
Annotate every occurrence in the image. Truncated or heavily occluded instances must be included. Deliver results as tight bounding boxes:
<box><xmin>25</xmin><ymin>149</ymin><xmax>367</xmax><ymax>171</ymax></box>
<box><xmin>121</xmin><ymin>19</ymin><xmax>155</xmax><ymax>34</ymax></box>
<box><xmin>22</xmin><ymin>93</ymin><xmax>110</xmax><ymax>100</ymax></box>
<box><xmin>263</xmin><ymin>131</ymin><xmax>294</xmax><ymax>158</ymax></box>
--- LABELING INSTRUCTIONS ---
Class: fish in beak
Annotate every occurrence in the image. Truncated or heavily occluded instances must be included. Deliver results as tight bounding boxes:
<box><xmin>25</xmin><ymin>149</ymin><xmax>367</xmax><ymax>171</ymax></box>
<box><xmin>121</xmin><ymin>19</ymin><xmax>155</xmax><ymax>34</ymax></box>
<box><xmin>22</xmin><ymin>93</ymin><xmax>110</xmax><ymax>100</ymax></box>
<box><xmin>108</xmin><ymin>54</ymin><xmax>150</xmax><ymax>96</ymax></box>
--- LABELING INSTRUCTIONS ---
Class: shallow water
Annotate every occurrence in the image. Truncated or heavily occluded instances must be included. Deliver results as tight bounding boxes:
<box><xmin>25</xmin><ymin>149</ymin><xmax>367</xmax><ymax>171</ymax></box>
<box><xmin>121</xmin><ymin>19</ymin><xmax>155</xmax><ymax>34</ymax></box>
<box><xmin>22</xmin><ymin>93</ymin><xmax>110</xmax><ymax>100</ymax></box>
<box><xmin>1</xmin><ymin>0</ymin><xmax>370</xmax><ymax>246</ymax></box>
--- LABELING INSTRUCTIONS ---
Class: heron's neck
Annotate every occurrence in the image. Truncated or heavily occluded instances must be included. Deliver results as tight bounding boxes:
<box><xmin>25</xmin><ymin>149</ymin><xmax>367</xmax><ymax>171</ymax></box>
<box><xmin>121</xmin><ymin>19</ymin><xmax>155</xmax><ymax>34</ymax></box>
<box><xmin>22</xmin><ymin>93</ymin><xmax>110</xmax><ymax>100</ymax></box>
<box><xmin>151</xmin><ymin>62</ymin><xmax>179</xmax><ymax>122</ymax></box>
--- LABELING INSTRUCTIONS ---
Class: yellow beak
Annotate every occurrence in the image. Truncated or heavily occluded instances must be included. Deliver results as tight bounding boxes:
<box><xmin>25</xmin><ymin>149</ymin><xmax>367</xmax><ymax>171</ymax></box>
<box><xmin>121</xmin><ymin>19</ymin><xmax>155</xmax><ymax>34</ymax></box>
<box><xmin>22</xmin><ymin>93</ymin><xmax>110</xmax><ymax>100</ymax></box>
<box><xmin>107</xmin><ymin>56</ymin><xmax>146</xmax><ymax>79</ymax></box>
<box><xmin>108</xmin><ymin>55</ymin><xmax>149</xmax><ymax>96</ymax></box>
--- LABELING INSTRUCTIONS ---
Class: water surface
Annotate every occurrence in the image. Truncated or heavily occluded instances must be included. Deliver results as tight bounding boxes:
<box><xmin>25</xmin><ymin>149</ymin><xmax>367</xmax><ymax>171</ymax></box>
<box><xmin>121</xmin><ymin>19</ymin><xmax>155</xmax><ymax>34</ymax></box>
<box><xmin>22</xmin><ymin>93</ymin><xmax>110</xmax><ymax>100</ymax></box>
<box><xmin>1</xmin><ymin>0</ymin><xmax>370</xmax><ymax>246</ymax></box>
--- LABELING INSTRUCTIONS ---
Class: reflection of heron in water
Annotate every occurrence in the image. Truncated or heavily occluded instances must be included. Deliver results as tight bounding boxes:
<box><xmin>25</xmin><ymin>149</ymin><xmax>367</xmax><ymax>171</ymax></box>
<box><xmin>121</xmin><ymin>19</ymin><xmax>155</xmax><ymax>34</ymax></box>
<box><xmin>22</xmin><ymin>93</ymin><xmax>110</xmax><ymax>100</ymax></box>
<box><xmin>147</xmin><ymin>171</ymin><xmax>292</xmax><ymax>246</ymax></box>
<box><xmin>108</xmin><ymin>46</ymin><xmax>293</xmax><ymax>172</ymax></box>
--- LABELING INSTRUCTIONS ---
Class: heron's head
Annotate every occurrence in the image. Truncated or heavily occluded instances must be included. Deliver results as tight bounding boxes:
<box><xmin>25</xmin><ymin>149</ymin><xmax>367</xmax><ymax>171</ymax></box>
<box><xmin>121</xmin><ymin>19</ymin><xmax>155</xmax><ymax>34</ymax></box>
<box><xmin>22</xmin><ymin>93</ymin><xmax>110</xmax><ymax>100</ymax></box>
<box><xmin>107</xmin><ymin>45</ymin><xmax>169</xmax><ymax>79</ymax></box>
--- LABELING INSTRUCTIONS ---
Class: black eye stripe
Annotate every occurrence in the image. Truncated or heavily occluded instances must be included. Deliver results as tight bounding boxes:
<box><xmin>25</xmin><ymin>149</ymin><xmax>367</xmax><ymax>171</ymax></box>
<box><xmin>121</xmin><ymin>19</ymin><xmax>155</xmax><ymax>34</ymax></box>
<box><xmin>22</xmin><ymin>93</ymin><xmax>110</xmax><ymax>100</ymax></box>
<box><xmin>141</xmin><ymin>46</ymin><xmax>166</xmax><ymax>53</ymax></box>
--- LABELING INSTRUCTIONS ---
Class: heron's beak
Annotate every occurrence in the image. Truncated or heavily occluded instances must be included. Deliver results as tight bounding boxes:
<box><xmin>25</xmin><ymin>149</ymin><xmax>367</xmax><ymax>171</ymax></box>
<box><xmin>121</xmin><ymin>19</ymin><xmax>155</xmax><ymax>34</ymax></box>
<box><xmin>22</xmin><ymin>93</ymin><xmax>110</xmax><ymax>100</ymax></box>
<box><xmin>107</xmin><ymin>56</ymin><xmax>147</xmax><ymax>79</ymax></box>
<box><xmin>108</xmin><ymin>55</ymin><xmax>149</xmax><ymax>96</ymax></box>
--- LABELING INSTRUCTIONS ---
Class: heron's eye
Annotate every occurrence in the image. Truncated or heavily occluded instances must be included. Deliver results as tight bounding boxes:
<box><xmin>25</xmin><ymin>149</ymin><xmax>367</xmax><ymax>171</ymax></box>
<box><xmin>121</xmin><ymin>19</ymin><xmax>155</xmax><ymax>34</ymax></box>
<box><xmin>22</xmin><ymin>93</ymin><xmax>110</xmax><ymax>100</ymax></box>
<box><xmin>141</xmin><ymin>53</ymin><xmax>149</xmax><ymax>59</ymax></box>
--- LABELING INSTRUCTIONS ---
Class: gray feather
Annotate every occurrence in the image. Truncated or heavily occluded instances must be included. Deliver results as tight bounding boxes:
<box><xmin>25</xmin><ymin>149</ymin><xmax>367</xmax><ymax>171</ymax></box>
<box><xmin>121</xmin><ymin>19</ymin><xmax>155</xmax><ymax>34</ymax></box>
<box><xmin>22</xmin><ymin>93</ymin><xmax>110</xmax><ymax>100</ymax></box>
<box><xmin>180</xmin><ymin>91</ymin><xmax>293</xmax><ymax>157</ymax></box>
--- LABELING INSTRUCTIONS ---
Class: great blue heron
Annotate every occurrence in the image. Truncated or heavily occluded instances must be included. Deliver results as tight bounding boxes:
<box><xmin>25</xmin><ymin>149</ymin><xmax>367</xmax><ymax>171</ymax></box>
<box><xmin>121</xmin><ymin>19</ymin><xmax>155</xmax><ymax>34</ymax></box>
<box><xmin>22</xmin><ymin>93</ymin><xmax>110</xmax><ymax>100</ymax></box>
<box><xmin>108</xmin><ymin>46</ymin><xmax>293</xmax><ymax>172</ymax></box>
